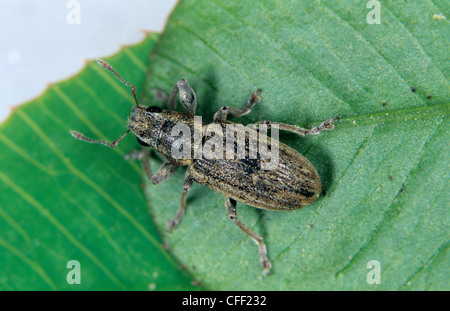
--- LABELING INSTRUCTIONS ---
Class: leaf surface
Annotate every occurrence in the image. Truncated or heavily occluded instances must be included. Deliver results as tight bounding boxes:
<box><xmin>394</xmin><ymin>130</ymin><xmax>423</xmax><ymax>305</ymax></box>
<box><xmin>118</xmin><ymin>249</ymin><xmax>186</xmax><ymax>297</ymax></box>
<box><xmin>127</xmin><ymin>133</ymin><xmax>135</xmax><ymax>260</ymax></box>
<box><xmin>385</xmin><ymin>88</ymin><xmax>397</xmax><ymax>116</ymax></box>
<box><xmin>143</xmin><ymin>0</ymin><xmax>449</xmax><ymax>290</ymax></box>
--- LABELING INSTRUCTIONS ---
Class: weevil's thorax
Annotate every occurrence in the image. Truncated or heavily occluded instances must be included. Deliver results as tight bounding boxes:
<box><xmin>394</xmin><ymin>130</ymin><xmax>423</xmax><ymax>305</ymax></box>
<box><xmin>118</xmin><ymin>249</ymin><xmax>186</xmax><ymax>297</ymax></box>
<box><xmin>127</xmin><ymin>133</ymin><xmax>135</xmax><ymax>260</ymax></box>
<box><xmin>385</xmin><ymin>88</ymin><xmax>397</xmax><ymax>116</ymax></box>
<box><xmin>127</xmin><ymin>106</ymin><xmax>200</xmax><ymax>166</ymax></box>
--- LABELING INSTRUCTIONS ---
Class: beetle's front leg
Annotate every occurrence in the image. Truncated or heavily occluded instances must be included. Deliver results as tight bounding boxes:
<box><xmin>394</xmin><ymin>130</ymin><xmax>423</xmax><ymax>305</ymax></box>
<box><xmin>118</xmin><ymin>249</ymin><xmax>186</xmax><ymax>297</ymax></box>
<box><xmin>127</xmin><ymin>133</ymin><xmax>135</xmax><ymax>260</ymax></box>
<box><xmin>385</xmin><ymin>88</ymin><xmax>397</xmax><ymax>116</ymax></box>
<box><xmin>167</xmin><ymin>167</ymin><xmax>193</xmax><ymax>231</ymax></box>
<box><xmin>213</xmin><ymin>89</ymin><xmax>261</xmax><ymax>122</ymax></box>
<box><xmin>168</xmin><ymin>79</ymin><xmax>197</xmax><ymax>114</ymax></box>
<box><xmin>128</xmin><ymin>149</ymin><xmax>179</xmax><ymax>184</ymax></box>
<box><xmin>225</xmin><ymin>197</ymin><xmax>272</xmax><ymax>275</ymax></box>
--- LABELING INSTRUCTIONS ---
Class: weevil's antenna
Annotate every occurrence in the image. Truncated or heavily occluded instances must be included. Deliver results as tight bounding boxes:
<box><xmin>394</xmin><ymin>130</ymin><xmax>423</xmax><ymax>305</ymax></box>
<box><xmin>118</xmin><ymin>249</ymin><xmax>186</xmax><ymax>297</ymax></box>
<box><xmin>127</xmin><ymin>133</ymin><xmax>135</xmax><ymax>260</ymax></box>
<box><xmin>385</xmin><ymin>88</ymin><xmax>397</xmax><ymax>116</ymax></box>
<box><xmin>70</xmin><ymin>129</ymin><xmax>130</xmax><ymax>148</ymax></box>
<box><xmin>96</xmin><ymin>58</ymin><xmax>140</xmax><ymax>107</ymax></box>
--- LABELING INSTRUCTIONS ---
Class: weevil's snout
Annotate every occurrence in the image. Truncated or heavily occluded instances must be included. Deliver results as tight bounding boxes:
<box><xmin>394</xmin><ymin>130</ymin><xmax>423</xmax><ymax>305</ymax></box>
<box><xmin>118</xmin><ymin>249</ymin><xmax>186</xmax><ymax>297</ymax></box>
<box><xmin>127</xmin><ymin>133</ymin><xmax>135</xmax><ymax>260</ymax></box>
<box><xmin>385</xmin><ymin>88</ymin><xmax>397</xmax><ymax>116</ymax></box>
<box><xmin>127</xmin><ymin>105</ymin><xmax>165</xmax><ymax>147</ymax></box>
<box><xmin>128</xmin><ymin>106</ymin><xmax>145</xmax><ymax>126</ymax></box>
<box><xmin>130</xmin><ymin>105</ymin><xmax>142</xmax><ymax>116</ymax></box>
<box><xmin>128</xmin><ymin>105</ymin><xmax>163</xmax><ymax>125</ymax></box>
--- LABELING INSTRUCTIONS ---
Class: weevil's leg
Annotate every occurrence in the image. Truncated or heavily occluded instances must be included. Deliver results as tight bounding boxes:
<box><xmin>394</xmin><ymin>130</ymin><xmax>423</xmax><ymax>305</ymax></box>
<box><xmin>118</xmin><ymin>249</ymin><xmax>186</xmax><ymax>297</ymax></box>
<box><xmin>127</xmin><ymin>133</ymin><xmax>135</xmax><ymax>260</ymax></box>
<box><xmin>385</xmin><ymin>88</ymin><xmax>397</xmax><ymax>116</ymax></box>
<box><xmin>225</xmin><ymin>197</ymin><xmax>272</xmax><ymax>275</ymax></box>
<box><xmin>213</xmin><ymin>106</ymin><xmax>230</xmax><ymax>122</ymax></box>
<box><xmin>230</xmin><ymin>89</ymin><xmax>262</xmax><ymax>118</ymax></box>
<box><xmin>138</xmin><ymin>149</ymin><xmax>179</xmax><ymax>184</ymax></box>
<box><xmin>167</xmin><ymin>167</ymin><xmax>193</xmax><ymax>231</ymax></box>
<box><xmin>168</xmin><ymin>79</ymin><xmax>197</xmax><ymax>113</ymax></box>
<box><xmin>167</xmin><ymin>84</ymin><xmax>178</xmax><ymax>111</ymax></box>
<box><xmin>70</xmin><ymin>130</ymin><xmax>130</xmax><ymax>148</ymax></box>
<box><xmin>254</xmin><ymin>116</ymin><xmax>339</xmax><ymax>136</ymax></box>
<box><xmin>140</xmin><ymin>149</ymin><xmax>153</xmax><ymax>179</ymax></box>
<box><xmin>151</xmin><ymin>161</ymin><xmax>179</xmax><ymax>185</ymax></box>
<box><xmin>96</xmin><ymin>58</ymin><xmax>139</xmax><ymax>107</ymax></box>
<box><xmin>213</xmin><ymin>89</ymin><xmax>261</xmax><ymax>122</ymax></box>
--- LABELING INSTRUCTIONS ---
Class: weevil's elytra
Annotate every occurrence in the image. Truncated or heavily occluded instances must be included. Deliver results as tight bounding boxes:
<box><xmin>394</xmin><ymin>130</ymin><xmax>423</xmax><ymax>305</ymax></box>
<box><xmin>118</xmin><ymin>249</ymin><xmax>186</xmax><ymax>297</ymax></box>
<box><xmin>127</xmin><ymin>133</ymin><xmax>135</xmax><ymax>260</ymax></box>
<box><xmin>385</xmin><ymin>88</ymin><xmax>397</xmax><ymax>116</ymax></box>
<box><xmin>190</xmin><ymin>135</ymin><xmax>322</xmax><ymax>210</ymax></box>
<box><xmin>70</xmin><ymin>59</ymin><xmax>339</xmax><ymax>275</ymax></box>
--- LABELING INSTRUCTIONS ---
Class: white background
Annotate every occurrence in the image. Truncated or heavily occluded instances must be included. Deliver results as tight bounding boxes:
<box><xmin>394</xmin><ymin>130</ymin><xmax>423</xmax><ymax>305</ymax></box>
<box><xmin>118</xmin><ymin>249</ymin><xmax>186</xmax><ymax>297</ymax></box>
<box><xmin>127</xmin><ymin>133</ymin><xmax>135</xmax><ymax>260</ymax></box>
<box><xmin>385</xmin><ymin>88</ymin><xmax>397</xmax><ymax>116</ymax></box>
<box><xmin>0</xmin><ymin>0</ymin><xmax>177</xmax><ymax>122</ymax></box>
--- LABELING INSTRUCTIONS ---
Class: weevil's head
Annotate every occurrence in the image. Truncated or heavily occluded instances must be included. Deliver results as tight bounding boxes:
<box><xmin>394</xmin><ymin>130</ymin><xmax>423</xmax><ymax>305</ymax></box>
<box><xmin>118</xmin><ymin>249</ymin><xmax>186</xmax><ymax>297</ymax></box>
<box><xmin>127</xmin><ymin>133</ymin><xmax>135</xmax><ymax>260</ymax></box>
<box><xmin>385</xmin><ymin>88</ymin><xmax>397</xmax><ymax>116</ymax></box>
<box><xmin>127</xmin><ymin>105</ymin><xmax>167</xmax><ymax>148</ymax></box>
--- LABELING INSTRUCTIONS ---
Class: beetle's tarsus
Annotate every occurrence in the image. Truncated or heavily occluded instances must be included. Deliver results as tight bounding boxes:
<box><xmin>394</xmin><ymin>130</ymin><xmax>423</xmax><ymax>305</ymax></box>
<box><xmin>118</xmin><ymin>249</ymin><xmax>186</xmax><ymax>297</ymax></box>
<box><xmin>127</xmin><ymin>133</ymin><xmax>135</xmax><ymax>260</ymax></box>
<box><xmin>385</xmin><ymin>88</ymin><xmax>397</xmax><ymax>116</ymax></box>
<box><xmin>261</xmin><ymin>260</ymin><xmax>272</xmax><ymax>276</ymax></box>
<box><xmin>167</xmin><ymin>219</ymin><xmax>180</xmax><ymax>232</ymax></box>
<box><xmin>321</xmin><ymin>116</ymin><xmax>340</xmax><ymax>130</ymax></box>
<box><xmin>226</xmin><ymin>197</ymin><xmax>272</xmax><ymax>275</ymax></box>
<box><xmin>215</xmin><ymin>89</ymin><xmax>262</xmax><ymax>122</ymax></box>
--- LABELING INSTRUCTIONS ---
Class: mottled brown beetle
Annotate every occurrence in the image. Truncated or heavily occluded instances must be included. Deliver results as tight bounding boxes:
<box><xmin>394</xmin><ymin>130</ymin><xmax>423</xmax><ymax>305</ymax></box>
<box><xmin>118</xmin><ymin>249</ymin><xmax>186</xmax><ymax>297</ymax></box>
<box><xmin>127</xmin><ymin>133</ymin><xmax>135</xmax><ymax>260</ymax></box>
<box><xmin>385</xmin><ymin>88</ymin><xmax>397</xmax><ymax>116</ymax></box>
<box><xmin>70</xmin><ymin>59</ymin><xmax>338</xmax><ymax>275</ymax></box>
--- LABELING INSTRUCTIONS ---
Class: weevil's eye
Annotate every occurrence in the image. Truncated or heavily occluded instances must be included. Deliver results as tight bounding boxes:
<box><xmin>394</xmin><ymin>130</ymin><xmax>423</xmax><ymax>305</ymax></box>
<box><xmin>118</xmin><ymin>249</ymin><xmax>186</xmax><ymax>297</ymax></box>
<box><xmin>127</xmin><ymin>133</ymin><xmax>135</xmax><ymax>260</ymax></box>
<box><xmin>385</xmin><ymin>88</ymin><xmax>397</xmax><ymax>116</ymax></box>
<box><xmin>136</xmin><ymin>137</ymin><xmax>150</xmax><ymax>147</ymax></box>
<box><xmin>146</xmin><ymin>106</ymin><xmax>162</xmax><ymax>113</ymax></box>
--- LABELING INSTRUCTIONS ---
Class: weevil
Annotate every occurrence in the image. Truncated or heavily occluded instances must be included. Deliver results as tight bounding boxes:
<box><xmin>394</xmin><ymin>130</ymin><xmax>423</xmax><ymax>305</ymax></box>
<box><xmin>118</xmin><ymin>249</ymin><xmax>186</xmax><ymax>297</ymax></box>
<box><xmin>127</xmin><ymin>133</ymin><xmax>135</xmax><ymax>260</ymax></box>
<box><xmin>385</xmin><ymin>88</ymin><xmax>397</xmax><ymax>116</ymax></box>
<box><xmin>70</xmin><ymin>59</ymin><xmax>339</xmax><ymax>275</ymax></box>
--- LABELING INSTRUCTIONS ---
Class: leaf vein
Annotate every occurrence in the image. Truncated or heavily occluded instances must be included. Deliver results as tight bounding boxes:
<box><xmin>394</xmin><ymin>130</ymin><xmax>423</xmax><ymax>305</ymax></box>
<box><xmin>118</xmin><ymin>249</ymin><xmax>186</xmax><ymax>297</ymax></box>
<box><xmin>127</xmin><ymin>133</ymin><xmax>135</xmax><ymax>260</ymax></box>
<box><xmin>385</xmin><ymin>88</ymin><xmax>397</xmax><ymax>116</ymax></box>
<box><xmin>384</xmin><ymin>2</ymin><xmax>448</xmax><ymax>83</ymax></box>
<box><xmin>335</xmin><ymin>116</ymin><xmax>444</xmax><ymax>277</ymax></box>
<box><xmin>400</xmin><ymin>239</ymin><xmax>449</xmax><ymax>289</ymax></box>
<box><xmin>321</xmin><ymin>3</ymin><xmax>427</xmax><ymax>106</ymax></box>
<box><xmin>210</xmin><ymin>0</ymin><xmax>358</xmax><ymax>113</ymax></box>
<box><xmin>0</xmin><ymin>237</ymin><xmax>57</xmax><ymax>290</ymax></box>
<box><xmin>0</xmin><ymin>132</ymin><xmax>59</xmax><ymax>176</ymax></box>
<box><xmin>123</xmin><ymin>48</ymin><xmax>148</xmax><ymax>73</ymax></box>
<box><xmin>14</xmin><ymin>109</ymin><xmax>178</xmax><ymax>268</ymax></box>
<box><xmin>0</xmin><ymin>171</ymin><xmax>125</xmax><ymax>289</ymax></box>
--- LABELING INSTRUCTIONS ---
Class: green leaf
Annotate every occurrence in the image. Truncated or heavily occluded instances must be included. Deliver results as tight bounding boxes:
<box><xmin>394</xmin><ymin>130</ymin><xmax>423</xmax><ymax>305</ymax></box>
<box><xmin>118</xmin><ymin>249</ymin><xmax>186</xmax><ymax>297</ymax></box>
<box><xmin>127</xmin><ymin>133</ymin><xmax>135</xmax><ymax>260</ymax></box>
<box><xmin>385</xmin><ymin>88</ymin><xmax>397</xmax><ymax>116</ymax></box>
<box><xmin>143</xmin><ymin>0</ymin><xmax>449</xmax><ymax>290</ymax></box>
<box><xmin>0</xmin><ymin>34</ymin><xmax>197</xmax><ymax>290</ymax></box>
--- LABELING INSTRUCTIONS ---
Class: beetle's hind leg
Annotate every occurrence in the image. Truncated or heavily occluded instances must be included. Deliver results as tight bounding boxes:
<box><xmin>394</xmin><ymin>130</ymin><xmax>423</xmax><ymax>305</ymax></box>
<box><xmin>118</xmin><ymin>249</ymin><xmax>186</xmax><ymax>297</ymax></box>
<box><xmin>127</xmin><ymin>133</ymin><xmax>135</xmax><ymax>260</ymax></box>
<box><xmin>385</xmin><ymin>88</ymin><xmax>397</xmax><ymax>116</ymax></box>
<box><xmin>225</xmin><ymin>197</ymin><xmax>272</xmax><ymax>275</ymax></box>
<box><xmin>214</xmin><ymin>89</ymin><xmax>261</xmax><ymax>122</ymax></box>
<box><xmin>167</xmin><ymin>167</ymin><xmax>193</xmax><ymax>231</ymax></box>
<box><xmin>254</xmin><ymin>117</ymin><xmax>339</xmax><ymax>136</ymax></box>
